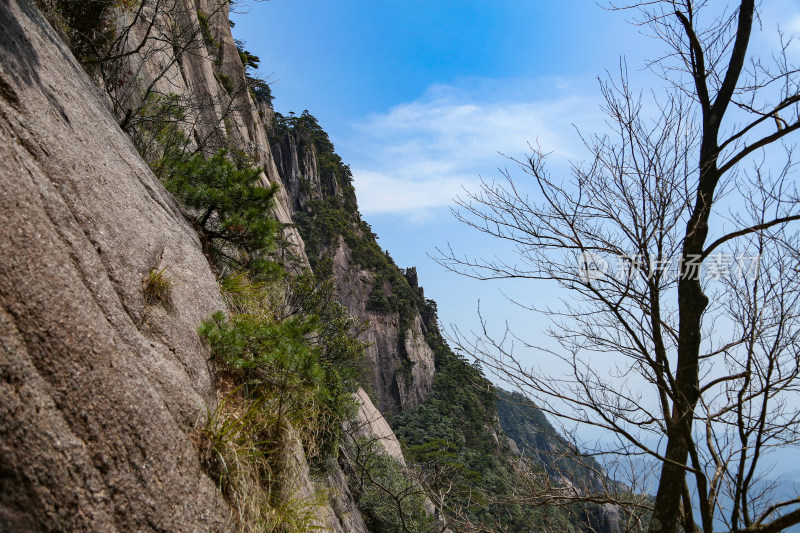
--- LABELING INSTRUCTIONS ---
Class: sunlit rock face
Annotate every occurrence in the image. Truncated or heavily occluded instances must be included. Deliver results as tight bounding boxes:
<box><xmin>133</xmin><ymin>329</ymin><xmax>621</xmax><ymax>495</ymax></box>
<box><xmin>0</xmin><ymin>0</ymin><xmax>423</xmax><ymax>529</ymax></box>
<box><xmin>107</xmin><ymin>0</ymin><xmax>307</xmax><ymax>262</ymax></box>
<box><xmin>0</xmin><ymin>1</ymin><xmax>229</xmax><ymax>529</ymax></box>
<box><xmin>273</xmin><ymin>129</ymin><xmax>436</xmax><ymax>414</ymax></box>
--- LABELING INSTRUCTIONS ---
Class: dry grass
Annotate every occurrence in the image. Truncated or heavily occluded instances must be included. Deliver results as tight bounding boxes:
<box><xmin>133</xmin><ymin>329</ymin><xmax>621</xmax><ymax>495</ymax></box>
<box><xmin>194</xmin><ymin>385</ymin><xmax>324</xmax><ymax>532</ymax></box>
<box><xmin>143</xmin><ymin>266</ymin><xmax>173</xmax><ymax>306</ymax></box>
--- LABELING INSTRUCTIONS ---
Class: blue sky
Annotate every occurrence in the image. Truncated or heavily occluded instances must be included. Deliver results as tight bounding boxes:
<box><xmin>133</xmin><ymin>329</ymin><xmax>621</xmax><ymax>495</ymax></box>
<box><xmin>230</xmin><ymin>0</ymin><xmax>649</xmax><ymax>349</ymax></box>
<box><xmin>231</xmin><ymin>0</ymin><xmax>800</xmax><ymax>378</ymax></box>
<box><xmin>232</xmin><ymin>1</ymin><xmax>633</xmax><ymax>123</ymax></box>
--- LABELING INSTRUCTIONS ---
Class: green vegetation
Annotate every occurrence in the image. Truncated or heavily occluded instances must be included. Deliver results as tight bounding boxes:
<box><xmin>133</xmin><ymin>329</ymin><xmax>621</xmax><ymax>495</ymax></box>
<box><xmin>293</xmin><ymin>197</ymin><xmax>386</xmax><ymax>273</ymax></box>
<box><xmin>248</xmin><ymin>77</ymin><xmax>274</xmax><ymax>107</ymax></box>
<box><xmin>345</xmin><ymin>436</ymin><xmax>434</xmax><ymax>533</ymax></box>
<box><xmin>196</xmin><ymin>10</ymin><xmax>218</xmax><ymax>51</ymax></box>
<box><xmin>392</xmin><ymin>324</ymin><xmax>582</xmax><ymax>532</ymax></box>
<box><xmin>217</xmin><ymin>73</ymin><xmax>235</xmax><ymax>94</ymax></box>
<box><xmin>142</xmin><ymin>266</ymin><xmax>173</xmax><ymax>307</ymax></box>
<box><xmin>236</xmin><ymin>39</ymin><xmax>274</xmax><ymax>108</ymax></box>
<box><xmin>235</xmin><ymin>39</ymin><xmax>261</xmax><ymax>73</ymax></box>
<box><xmin>159</xmin><ymin>148</ymin><xmax>282</xmax><ymax>279</ymax></box>
<box><xmin>194</xmin><ymin>264</ymin><xmax>368</xmax><ymax>530</ymax></box>
<box><xmin>127</xmin><ymin>93</ymin><xmax>189</xmax><ymax>164</ymax></box>
<box><xmin>196</xmin><ymin>390</ymin><xmax>322</xmax><ymax>532</ymax></box>
<box><xmin>392</xmin><ymin>331</ymin><xmax>497</xmax><ymax>451</ymax></box>
<box><xmin>200</xmin><ymin>265</ymin><xmax>367</xmax><ymax>467</ymax></box>
<box><xmin>366</xmin><ymin>281</ymin><xmax>391</xmax><ymax>313</ymax></box>
<box><xmin>38</xmin><ymin>0</ymin><xmax>118</xmax><ymax>64</ymax></box>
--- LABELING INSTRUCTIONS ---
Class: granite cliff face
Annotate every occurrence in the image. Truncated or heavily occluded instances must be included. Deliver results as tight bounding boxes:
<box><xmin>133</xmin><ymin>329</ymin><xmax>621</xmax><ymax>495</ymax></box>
<box><xmin>271</xmin><ymin>127</ymin><xmax>436</xmax><ymax>414</ymax></box>
<box><xmin>0</xmin><ymin>2</ymin><xmax>228</xmax><ymax>529</ymax></box>
<box><xmin>0</xmin><ymin>0</ymin><xmax>422</xmax><ymax>530</ymax></box>
<box><xmin>110</xmin><ymin>0</ymin><xmax>439</xmax><ymax>417</ymax></box>
<box><xmin>271</xmin><ymin>131</ymin><xmax>340</xmax><ymax>213</ymax></box>
<box><xmin>330</xmin><ymin>241</ymin><xmax>436</xmax><ymax>413</ymax></box>
<box><xmin>106</xmin><ymin>0</ymin><xmax>306</xmax><ymax>259</ymax></box>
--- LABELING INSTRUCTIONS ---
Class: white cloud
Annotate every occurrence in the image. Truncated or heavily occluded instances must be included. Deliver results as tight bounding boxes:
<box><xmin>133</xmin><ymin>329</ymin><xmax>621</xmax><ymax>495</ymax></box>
<box><xmin>787</xmin><ymin>14</ymin><xmax>800</xmax><ymax>34</ymax></box>
<box><xmin>342</xmin><ymin>4</ymin><xmax>800</xmax><ymax>224</ymax></box>
<box><xmin>353</xmin><ymin>171</ymin><xmax>469</xmax><ymax>223</ymax></box>
<box><xmin>341</xmin><ymin>77</ymin><xmax>603</xmax><ymax>221</ymax></box>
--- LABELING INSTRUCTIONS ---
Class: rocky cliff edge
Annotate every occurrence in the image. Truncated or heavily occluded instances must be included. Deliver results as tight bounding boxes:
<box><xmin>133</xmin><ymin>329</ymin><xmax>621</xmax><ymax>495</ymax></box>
<box><xmin>0</xmin><ymin>0</ymin><xmax>417</xmax><ymax>531</ymax></box>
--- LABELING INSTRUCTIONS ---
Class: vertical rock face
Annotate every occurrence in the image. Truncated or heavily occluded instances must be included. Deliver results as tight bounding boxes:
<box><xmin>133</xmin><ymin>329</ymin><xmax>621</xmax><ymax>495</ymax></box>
<box><xmin>272</xmin><ymin>131</ymin><xmax>339</xmax><ymax>212</ymax></box>
<box><xmin>107</xmin><ymin>0</ymin><xmax>307</xmax><ymax>262</ymax></box>
<box><xmin>278</xmin><ymin>423</ymin><xmax>370</xmax><ymax>533</ymax></box>
<box><xmin>0</xmin><ymin>1</ymin><xmax>229</xmax><ymax>530</ymax></box>
<box><xmin>273</xmin><ymin>130</ymin><xmax>436</xmax><ymax>414</ymax></box>
<box><xmin>402</xmin><ymin>315</ymin><xmax>437</xmax><ymax>407</ymax></box>
<box><xmin>110</xmin><ymin>0</ymin><xmax>437</xmax><ymax>414</ymax></box>
<box><xmin>330</xmin><ymin>242</ymin><xmax>435</xmax><ymax>413</ymax></box>
<box><xmin>108</xmin><ymin>0</ymin><xmax>439</xmax><ymax>414</ymax></box>
<box><xmin>597</xmin><ymin>504</ymin><xmax>622</xmax><ymax>533</ymax></box>
<box><xmin>0</xmin><ymin>0</ymin><xmax>431</xmax><ymax>530</ymax></box>
<box><xmin>349</xmin><ymin>389</ymin><xmax>407</xmax><ymax>465</ymax></box>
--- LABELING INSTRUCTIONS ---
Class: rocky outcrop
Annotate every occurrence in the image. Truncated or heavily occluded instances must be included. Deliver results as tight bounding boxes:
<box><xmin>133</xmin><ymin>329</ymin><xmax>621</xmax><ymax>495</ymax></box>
<box><xmin>279</xmin><ymin>423</ymin><xmax>370</xmax><ymax>533</ymax></box>
<box><xmin>329</xmin><ymin>239</ymin><xmax>435</xmax><ymax>413</ymax></box>
<box><xmin>272</xmin><ymin>127</ymin><xmax>341</xmax><ymax>212</ymax></box>
<box><xmin>349</xmin><ymin>389</ymin><xmax>406</xmax><ymax>465</ymax></box>
<box><xmin>276</xmin><ymin>388</ymin><xmax>414</xmax><ymax>533</ymax></box>
<box><xmin>108</xmin><ymin>0</ymin><xmax>307</xmax><ymax>262</ymax></box>
<box><xmin>596</xmin><ymin>503</ymin><xmax>622</xmax><ymax>533</ymax></box>
<box><xmin>0</xmin><ymin>0</ymin><xmax>429</xmax><ymax>530</ymax></box>
<box><xmin>273</xmin><ymin>130</ymin><xmax>436</xmax><ymax>413</ymax></box>
<box><xmin>0</xmin><ymin>1</ymin><xmax>229</xmax><ymax>529</ymax></box>
<box><xmin>319</xmin><ymin>466</ymin><xmax>370</xmax><ymax>533</ymax></box>
<box><xmin>401</xmin><ymin>315</ymin><xmax>436</xmax><ymax>407</ymax></box>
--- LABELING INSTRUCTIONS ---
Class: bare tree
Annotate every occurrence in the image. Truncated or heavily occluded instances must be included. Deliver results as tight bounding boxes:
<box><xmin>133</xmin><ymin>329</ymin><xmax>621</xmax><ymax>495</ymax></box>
<box><xmin>437</xmin><ymin>2</ymin><xmax>800</xmax><ymax>532</ymax></box>
<box><xmin>50</xmin><ymin>0</ymin><xmax>261</xmax><ymax>160</ymax></box>
<box><xmin>341</xmin><ymin>418</ymin><xmax>439</xmax><ymax>533</ymax></box>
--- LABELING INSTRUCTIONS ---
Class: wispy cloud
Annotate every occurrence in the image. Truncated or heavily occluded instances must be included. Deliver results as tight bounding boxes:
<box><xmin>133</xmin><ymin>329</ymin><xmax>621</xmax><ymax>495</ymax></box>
<box><xmin>340</xmin><ymin>3</ymin><xmax>800</xmax><ymax>224</ymax></box>
<box><xmin>341</xmin><ymin>77</ymin><xmax>603</xmax><ymax>221</ymax></box>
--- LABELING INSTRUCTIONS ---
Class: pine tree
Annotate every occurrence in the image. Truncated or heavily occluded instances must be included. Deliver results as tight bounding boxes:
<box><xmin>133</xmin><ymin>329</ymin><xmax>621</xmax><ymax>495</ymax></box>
<box><xmin>161</xmin><ymin>149</ymin><xmax>280</xmax><ymax>277</ymax></box>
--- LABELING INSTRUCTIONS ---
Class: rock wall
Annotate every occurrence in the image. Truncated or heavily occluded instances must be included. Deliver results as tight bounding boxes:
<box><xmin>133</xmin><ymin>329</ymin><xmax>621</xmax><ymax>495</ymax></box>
<box><xmin>0</xmin><ymin>1</ymin><xmax>229</xmax><ymax>529</ymax></box>
<box><xmin>349</xmin><ymin>389</ymin><xmax>407</xmax><ymax>465</ymax></box>
<box><xmin>108</xmin><ymin>0</ymin><xmax>307</xmax><ymax>261</ymax></box>
<box><xmin>331</xmin><ymin>241</ymin><xmax>435</xmax><ymax>413</ymax></box>
<box><xmin>273</xmin><ymin>129</ymin><xmax>436</xmax><ymax>414</ymax></box>
<box><xmin>283</xmin><ymin>388</ymin><xmax>405</xmax><ymax>533</ymax></box>
<box><xmin>271</xmin><ymin>130</ymin><xmax>340</xmax><ymax>213</ymax></box>
<box><xmin>0</xmin><ymin>0</ymin><xmax>428</xmax><ymax>530</ymax></box>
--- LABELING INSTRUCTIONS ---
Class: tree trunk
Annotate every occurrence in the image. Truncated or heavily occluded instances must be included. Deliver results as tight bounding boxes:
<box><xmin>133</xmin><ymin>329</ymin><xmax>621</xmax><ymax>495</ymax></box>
<box><xmin>648</xmin><ymin>114</ymin><xmax>720</xmax><ymax>530</ymax></box>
